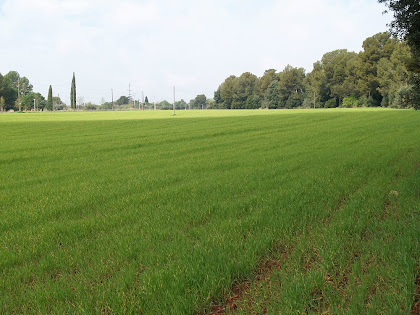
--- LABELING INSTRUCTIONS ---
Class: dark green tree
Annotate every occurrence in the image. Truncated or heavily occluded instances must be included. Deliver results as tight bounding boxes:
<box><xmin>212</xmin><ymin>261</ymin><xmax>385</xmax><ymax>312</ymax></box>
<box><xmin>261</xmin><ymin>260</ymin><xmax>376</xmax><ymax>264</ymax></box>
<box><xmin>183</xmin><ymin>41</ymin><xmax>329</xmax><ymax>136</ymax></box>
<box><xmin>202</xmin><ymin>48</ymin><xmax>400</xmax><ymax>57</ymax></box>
<box><xmin>175</xmin><ymin>99</ymin><xmax>187</xmax><ymax>110</ymax></box>
<box><xmin>53</xmin><ymin>96</ymin><xmax>66</xmax><ymax>110</ymax></box>
<box><xmin>213</xmin><ymin>88</ymin><xmax>222</xmax><ymax>108</ymax></box>
<box><xmin>219</xmin><ymin>75</ymin><xmax>237</xmax><ymax>109</ymax></box>
<box><xmin>377</xmin><ymin>41</ymin><xmax>412</xmax><ymax>107</ymax></box>
<box><xmin>70</xmin><ymin>72</ymin><xmax>76</xmax><ymax>109</ymax></box>
<box><xmin>3</xmin><ymin>71</ymin><xmax>33</xmax><ymax>110</ymax></box>
<box><xmin>245</xmin><ymin>95</ymin><xmax>261</xmax><ymax>109</ymax></box>
<box><xmin>259</xmin><ymin>69</ymin><xmax>277</xmax><ymax>97</ymax></box>
<box><xmin>232</xmin><ymin>72</ymin><xmax>259</xmax><ymax>109</ymax></box>
<box><xmin>379</xmin><ymin>0</ymin><xmax>420</xmax><ymax>50</ymax></box>
<box><xmin>22</xmin><ymin>92</ymin><xmax>46</xmax><ymax>111</ymax></box>
<box><xmin>304</xmin><ymin>61</ymin><xmax>326</xmax><ymax>108</ymax></box>
<box><xmin>263</xmin><ymin>80</ymin><xmax>280</xmax><ymax>109</ymax></box>
<box><xmin>0</xmin><ymin>73</ymin><xmax>17</xmax><ymax>110</ymax></box>
<box><xmin>277</xmin><ymin>65</ymin><xmax>306</xmax><ymax>108</ymax></box>
<box><xmin>145</xmin><ymin>96</ymin><xmax>149</xmax><ymax>104</ymax></box>
<box><xmin>356</xmin><ymin>32</ymin><xmax>397</xmax><ymax>104</ymax></box>
<box><xmin>116</xmin><ymin>96</ymin><xmax>129</xmax><ymax>105</ymax></box>
<box><xmin>159</xmin><ymin>100</ymin><xmax>171</xmax><ymax>110</ymax></box>
<box><xmin>47</xmin><ymin>85</ymin><xmax>53</xmax><ymax>111</ymax></box>
<box><xmin>193</xmin><ymin>94</ymin><xmax>207</xmax><ymax>109</ymax></box>
<box><xmin>317</xmin><ymin>49</ymin><xmax>359</xmax><ymax>106</ymax></box>
<box><xmin>379</xmin><ymin>0</ymin><xmax>420</xmax><ymax>108</ymax></box>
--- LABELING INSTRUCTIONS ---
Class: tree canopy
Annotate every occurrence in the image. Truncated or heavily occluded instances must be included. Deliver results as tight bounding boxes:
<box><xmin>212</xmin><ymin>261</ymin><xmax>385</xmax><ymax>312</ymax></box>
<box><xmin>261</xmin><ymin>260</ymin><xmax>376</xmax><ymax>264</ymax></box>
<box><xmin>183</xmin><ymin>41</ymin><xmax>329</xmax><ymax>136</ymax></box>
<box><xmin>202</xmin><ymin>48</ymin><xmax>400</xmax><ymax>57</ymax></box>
<box><xmin>214</xmin><ymin>32</ymin><xmax>416</xmax><ymax>109</ymax></box>
<box><xmin>378</xmin><ymin>0</ymin><xmax>420</xmax><ymax>108</ymax></box>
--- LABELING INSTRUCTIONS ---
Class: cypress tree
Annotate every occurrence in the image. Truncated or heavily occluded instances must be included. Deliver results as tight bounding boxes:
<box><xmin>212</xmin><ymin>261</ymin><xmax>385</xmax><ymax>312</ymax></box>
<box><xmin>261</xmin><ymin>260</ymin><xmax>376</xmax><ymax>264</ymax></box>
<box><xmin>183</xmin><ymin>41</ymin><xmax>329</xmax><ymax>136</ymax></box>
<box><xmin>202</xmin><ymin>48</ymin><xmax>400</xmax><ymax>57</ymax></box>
<box><xmin>70</xmin><ymin>72</ymin><xmax>76</xmax><ymax>109</ymax></box>
<box><xmin>47</xmin><ymin>85</ymin><xmax>53</xmax><ymax>111</ymax></box>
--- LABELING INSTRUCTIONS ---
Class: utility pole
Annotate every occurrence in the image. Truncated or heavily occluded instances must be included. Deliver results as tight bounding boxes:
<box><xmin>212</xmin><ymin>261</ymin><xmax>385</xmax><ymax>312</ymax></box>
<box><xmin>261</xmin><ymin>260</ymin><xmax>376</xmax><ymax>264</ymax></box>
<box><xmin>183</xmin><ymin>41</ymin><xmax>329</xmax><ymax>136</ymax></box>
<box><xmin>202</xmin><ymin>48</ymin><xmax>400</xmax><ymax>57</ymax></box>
<box><xmin>313</xmin><ymin>91</ymin><xmax>316</xmax><ymax>109</ymax></box>
<box><xmin>128</xmin><ymin>83</ymin><xmax>132</xmax><ymax>105</ymax></box>
<box><xmin>33</xmin><ymin>98</ymin><xmax>36</xmax><ymax>111</ymax></box>
<box><xmin>111</xmin><ymin>88</ymin><xmax>114</xmax><ymax>111</ymax></box>
<box><xmin>173</xmin><ymin>86</ymin><xmax>176</xmax><ymax>116</ymax></box>
<box><xmin>17</xmin><ymin>78</ymin><xmax>21</xmax><ymax>111</ymax></box>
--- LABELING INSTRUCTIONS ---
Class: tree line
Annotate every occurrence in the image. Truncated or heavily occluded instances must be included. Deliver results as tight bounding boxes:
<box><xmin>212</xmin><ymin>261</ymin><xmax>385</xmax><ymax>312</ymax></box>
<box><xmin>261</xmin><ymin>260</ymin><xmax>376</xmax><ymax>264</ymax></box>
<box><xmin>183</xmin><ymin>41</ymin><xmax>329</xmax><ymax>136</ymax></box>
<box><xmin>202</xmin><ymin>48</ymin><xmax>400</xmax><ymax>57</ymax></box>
<box><xmin>213</xmin><ymin>32</ymin><xmax>418</xmax><ymax>110</ymax></box>
<box><xmin>0</xmin><ymin>32</ymin><xmax>415</xmax><ymax>112</ymax></box>
<box><xmin>0</xmin><ymin>71</ymin><xmax>65</xmax><ymax>112</ymax></box>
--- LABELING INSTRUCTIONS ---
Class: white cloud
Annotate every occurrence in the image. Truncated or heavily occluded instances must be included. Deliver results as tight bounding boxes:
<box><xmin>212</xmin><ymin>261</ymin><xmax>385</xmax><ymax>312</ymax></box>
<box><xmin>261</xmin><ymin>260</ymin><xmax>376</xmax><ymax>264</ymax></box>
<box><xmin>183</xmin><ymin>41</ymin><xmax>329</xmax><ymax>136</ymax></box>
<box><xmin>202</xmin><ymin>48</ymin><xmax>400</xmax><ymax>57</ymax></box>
<box><xmin>109</xmin><ymin>1</ymin><xmax>160</xmax><ymax>26</ymax></box>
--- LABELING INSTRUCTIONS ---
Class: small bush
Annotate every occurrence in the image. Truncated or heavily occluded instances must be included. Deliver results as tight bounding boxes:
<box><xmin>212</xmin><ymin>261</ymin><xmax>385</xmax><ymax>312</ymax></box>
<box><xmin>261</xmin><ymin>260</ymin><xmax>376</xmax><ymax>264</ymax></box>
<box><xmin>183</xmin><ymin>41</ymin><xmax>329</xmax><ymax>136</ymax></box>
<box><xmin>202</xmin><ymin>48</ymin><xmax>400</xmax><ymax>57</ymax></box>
<box><xmin>342</xmin><ymin>96</ymin><xmax>358</xmax><ymax>108</ymax></box>
<box><xmin>324</xmin><ymin>98</ymin><xmax>337</xmax><ymax>108</ymax></box>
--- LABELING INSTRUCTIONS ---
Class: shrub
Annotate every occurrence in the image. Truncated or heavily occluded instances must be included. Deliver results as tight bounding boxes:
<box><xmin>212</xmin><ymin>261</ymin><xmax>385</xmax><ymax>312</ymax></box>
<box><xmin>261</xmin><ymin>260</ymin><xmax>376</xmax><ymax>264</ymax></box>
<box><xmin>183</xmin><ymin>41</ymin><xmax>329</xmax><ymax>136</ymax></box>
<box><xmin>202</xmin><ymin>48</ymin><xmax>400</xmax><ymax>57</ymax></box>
<box><xmin>325</xmin><ymin>98</ymin><xmax>337</xmax><ymax>108</ymax></box>
<box><xmin>342</xmin><ymin>96</ymin><xmax>358</xmax><ymax>108</ymax></box>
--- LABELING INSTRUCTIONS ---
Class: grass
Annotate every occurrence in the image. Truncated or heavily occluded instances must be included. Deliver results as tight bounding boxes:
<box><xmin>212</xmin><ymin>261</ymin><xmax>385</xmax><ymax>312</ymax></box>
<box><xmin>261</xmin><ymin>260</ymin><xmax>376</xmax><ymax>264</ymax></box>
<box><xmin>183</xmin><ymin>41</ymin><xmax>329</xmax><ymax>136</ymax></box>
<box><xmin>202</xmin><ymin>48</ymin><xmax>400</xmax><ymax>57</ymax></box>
<box><xmin>0</xmin><ymin>109</ymin><xmax>418</xmax><ymax>314</ymax></box>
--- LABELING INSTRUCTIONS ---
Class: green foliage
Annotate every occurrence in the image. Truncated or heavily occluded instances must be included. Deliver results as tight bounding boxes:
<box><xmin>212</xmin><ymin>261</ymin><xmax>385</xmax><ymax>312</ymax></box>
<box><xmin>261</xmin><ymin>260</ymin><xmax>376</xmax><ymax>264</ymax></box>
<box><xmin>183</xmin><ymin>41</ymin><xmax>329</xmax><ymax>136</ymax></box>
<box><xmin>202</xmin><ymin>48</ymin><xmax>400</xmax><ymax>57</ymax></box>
<box><xmin>21</xmin><ymin>92</ymin><xmax>46</xmax><ymax>110</ymax></box>
<box><xmin>0</xmin><ymin>71</ymin><xmax>33</xmax><ymax>111</ymax></box>
<box><xmin>145</xmin><ymin>96</ymin><xmax>149</xmax><ymax>104</ymax></box>
<box><xmin>410</xmin><ymin>75</ymin><xmax>420</xmax><ymax>109</ymax></box>
<box><xmin>391</xmin><ymin>85</ymin><xmax>413</xmax><ymax>108</ymax></box>
<box><xmin>379</xmin><ymin>0</ymin><xmax>420</xmax><ymax>108</ymax></box>
<box><xmin>219</xmin><ymin>75</ymin><xmax>237</xmax><ymax>109</ymax></box>
<box><xmin>175</xmin><ymin>99</ymin><xmax>188</xmax><ymax>110</ymax></box>
<box><xmin>245</xmin><ymin>95</ymin><xmax>261</xmax><ymax>109</ymax></box>
<box><xmin>320</xmin><ymin>49</ymin><xmax>359</xmax><ymax>104</ymax></box>
<box><xmin>213</xmin><ymin>88</ymin><xmax>222</xmax><ymax>107</ymax></box>
<box><xmin>3</xmin><ymin>71</ymin><xmax>33</xmax><ymax>98</ymax></box>
<box><xmin>159</xmin><ymin>100</ymin><xmax>172</xmax><ymax>110</ymax></box>
<box><xmin>230</xmin><ymin>73</ymin><xmax>256</xmax><ymax>109</ymax></box>
<box><xmin>214</xmin><ymin>32</ymin><xmax>413</xmax><ymax>109</ymax></box>
<box><xmin>325</xmin><ymin>98</ymin><xmax>338</xmax><ymax>108</ymax></box>
<box><xmin>84</xmin><ymin>102</ymin><xmax>99</xmax><ymax>110</ymax></box>
<box><xmin>101</xmin><ymin>102</ymin><xmax>113</xmax><ymax>110</ymax></box>
<box><xmin>192</xmin><ymin>94</ymin><xmax>207</xmax><ymax>109</ymax></box>
<box><xmin>115</xmin><ymin>95</ymin><xmax>129</xmax><ymax>105</ymax></box>
<box><xmin>356</xmin><ymin>95</ymin><xmax>377</xmax><ymax>107</ymax></box>
<box><xmin>259</xmin><ymin>69</ymin><xmax>277</xmax><ymax>97</ymax></box>
<box><xmin>277</xmin><ymin>65</ymin><xmax>306</xmax><ymax>108</ymax></box>
<box><xmin>341</xmin><ymin>96</ymin><xmax>359</xmax><ymax>108</ymax></box>
<box><xmin>263</xmin><ymin>80</ymin><xmax>280</xmax><ymax>109</ymax></box>
<box><xmin>356</xmin><ymin>33</ymin><xmax>397</xmax><ymax>104</ymax></box>
<box><xmin>304</xmin><ymin>61</ymin><xmax>325</xmax><ymax>108</ymax></box>
<box><xmin>379</xmin><ymin>1</ymin><xmax>420</xmax><ymax>48</ymax></box>
<box><xmin>0</xmin><ymin>73</ymin><xmax>17</xmax><ymax>110</ymax></box>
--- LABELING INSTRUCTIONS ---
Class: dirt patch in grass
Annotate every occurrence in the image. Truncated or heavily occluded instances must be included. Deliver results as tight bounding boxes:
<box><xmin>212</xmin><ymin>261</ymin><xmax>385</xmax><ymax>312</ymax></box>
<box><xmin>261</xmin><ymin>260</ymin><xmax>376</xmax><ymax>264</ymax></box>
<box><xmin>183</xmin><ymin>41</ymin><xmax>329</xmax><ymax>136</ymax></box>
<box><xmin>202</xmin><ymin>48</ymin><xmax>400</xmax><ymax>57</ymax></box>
<box><xmin>205</xmin><ymin>243</ymin><xmax>293</xmax><ymax>314</ymax></box>
<box><xmin>411</xmin><ymin>270</ymin><xmax>420</xmax><ymax>315</ymax></box>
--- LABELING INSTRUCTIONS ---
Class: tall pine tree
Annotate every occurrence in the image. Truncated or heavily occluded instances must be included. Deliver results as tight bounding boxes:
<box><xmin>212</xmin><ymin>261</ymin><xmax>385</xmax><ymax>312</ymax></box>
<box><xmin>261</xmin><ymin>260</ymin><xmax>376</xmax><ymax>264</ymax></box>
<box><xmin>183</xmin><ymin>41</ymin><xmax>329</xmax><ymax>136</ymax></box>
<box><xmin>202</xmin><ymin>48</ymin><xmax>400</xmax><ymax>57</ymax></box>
<box><xmin>70</xmin><ymin>72</ymin><xmax>76</xmax><ymax>109</ymax></box>
<box><xmin>47</xmin><ymin>85</ymin><xmax>53</xmax><ymax>111</ymax></box>
<box><xmin>379</xmin><ymin>0</ymin><xmax>420</xmax><ymax>108</ymax></box>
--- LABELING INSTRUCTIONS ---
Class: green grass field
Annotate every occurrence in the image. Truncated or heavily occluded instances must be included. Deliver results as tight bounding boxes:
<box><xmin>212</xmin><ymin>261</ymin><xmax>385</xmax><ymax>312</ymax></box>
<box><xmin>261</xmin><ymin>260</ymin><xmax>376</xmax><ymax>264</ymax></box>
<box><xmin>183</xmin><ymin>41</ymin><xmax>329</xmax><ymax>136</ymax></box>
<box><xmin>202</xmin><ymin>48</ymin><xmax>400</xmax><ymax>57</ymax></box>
<box><xmin>0</xmin><ymin>109</ymin><xmax>419</xmax><ymax>314</ymax></box>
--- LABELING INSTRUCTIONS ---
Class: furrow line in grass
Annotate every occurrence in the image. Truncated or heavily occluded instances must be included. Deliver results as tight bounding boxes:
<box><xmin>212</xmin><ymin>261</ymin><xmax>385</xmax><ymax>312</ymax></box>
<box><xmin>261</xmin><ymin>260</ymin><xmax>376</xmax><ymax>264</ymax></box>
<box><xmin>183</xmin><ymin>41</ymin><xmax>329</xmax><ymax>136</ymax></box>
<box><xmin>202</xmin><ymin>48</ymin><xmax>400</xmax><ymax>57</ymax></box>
<box><xmin>204</xmin><ymin>147</ymin><xmax>419</xmax><ymax>314</ymax></box>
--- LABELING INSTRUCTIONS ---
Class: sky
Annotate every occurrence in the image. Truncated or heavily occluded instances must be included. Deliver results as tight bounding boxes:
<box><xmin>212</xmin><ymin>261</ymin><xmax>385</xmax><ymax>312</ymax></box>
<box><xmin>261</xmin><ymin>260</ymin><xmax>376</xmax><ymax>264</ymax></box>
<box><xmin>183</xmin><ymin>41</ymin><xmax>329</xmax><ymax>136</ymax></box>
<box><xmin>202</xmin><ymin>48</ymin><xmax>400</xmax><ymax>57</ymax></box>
<box><xmin>0</xmin><ymin>0</ymin><xmax>393</xmax><ymax>105</ymax></box>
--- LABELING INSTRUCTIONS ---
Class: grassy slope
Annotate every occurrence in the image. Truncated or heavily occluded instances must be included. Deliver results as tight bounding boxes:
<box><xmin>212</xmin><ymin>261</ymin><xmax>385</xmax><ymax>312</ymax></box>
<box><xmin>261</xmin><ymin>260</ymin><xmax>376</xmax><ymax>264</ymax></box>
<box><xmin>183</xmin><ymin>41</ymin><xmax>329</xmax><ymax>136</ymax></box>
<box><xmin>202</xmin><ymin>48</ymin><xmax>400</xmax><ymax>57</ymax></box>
<box><xmin>0</xmin><ymin>109</ymin><xmax>418</xmax><ymax>313</ymax></box>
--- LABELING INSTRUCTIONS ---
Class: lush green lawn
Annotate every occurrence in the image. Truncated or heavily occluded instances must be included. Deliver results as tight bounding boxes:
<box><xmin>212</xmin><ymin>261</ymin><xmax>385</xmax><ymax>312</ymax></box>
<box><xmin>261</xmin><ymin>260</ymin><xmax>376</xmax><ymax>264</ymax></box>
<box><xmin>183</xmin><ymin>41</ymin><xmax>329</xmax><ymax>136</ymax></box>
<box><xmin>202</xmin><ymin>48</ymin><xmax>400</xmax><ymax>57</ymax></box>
<box><xmin>0</xmin><ymin>109</ymin><xmax>418</xmax><ymax>314</ymax></box>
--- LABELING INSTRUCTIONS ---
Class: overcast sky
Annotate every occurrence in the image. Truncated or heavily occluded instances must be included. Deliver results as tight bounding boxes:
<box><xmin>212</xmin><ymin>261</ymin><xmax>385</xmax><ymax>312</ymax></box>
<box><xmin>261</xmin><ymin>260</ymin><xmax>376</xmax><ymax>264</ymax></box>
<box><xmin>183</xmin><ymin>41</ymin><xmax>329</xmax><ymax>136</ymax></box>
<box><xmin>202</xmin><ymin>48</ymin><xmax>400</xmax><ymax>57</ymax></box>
<box><xmin>0</xmin><ymin>0</ymin><xmax>392</xmax><ymax>104</ymax></box>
